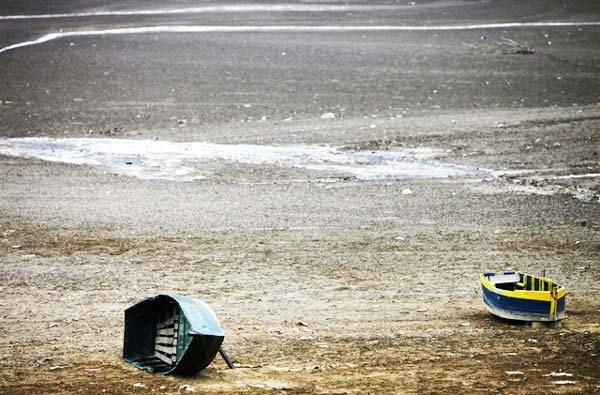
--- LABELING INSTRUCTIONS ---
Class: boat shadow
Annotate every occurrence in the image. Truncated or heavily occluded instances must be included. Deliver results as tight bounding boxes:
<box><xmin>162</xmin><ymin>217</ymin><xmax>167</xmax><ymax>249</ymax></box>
<box><xmin>480</xmin><ymin>313</ymin><xmax>562</xmax><ymax>329</ymax></box>
<box><xmin>487</xmin><ymin>314</ymin><xmax>531</xmax><ymax>327</ymax></box>
<box><xmin>465</xmin><ymin>311</ymin><xmax>531</xmax><ymax>328</ymax></box>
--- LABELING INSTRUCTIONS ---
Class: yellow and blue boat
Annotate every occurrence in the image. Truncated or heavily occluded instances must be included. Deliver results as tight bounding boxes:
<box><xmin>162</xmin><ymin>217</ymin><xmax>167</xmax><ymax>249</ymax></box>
<box><xmin>480</xmin><ymin>272</ymin><xmax>566</xmax><ymax>322</ymax></box>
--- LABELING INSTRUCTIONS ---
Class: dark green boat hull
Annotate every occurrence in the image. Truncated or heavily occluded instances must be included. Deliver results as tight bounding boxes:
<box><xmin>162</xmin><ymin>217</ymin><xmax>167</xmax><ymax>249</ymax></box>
<box><xmin>123</xmin><ymin>294</ymin><xmax>224</xmax><ymax>375</ymax></box>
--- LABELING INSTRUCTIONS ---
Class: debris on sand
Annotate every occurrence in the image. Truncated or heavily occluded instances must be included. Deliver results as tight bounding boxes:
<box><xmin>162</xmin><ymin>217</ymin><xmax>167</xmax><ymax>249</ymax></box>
<box><xmin>233</xmin><ymin>363</ymin><xmax>263</xmax><ymax>369</ymax></box>
<box><xmin>496</xmin><ymin>37</ymin><xmax>535</xmax><ymax>55</ymax></box>
<box><xmin>553</xmin><ymin>380</ymin><xmax>576</xmax><ymax>385</ymax></box>
<box><xmin>49</xmin><ymin>365</ymin><xmax>69</xmax><ymax>371</ymax></box>
<box><xmin>544</xmin><ymin>371</ymin><xmax>573</xmax><ymax>377</ymax></box>
<box><xmin>401</xmin><ymin>189</ymin><xmax>413</xmax><ymax>195</ymax></box>
<box><xmin>574</xmin><ymin>188</ymin><xmax>600</xmax><ymax>204</ymax></box>
<box><xmin>132</xmin><ymin>383</ymin><xmax>147</xmax><ymax>389</ymax></box>
<box><xmin>505</xmin><ymin>371</ymin><xmax>525</xmax><ymax>376</ymax></box>
<box><xmin>320</xmin><ymin>112</ymin><xmax>336</xmax><ymax>120</ymax></box>
<box><xmin>180</xmin><ymin>384</ymin><xmax>196</xmax><ymax>392</ymax></box>
<box><xmin>103</xmin><ymin>127</ymin><xmax>122</xmax><ymax>136</ymax></box>
<box><xmin>249</xmin><ymin>380</ymin><xmax>292</xmax><ymax>390</ymax></box>
<box><xmin>464</xmin><ymin>36</ymin><xmax>534</xmax><ymax>55</ymax></box>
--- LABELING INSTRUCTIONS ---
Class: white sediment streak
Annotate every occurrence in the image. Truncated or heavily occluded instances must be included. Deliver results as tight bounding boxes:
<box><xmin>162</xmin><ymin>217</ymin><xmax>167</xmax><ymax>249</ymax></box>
<box><xmin>2</xmin><ymin>22</ymin><xmax>600</xmax><ymax>54</ymax></box>
<box><xmin>0</xmin><ymin>137</ymin><xmax>485</xmax><ymax>182</ymax></box>
<box><xmin>0</xmin><ymin>4</ymin><xmax>408</xmax><ymax>20</ymax></box>
<box><xmin>550</xmin><ymin>173</ymin><xmax>600</xmax><ymax>179</ymax></box>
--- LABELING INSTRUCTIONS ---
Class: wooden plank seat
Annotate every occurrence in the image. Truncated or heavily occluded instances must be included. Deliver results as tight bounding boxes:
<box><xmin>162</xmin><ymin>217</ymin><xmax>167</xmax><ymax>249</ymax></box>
<box><xmin>154</xmin><ymin>305</ymin><xmax>179</xmax><ymax>365</ymax></box>
<box><xmin>488</xmin><ymin>273</ymin><xmax>520</xmax><ymax>285</ymax></box>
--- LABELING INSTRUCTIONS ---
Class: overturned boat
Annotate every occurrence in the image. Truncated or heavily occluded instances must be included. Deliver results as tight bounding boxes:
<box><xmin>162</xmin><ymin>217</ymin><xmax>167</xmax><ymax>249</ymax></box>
<box><xmin>480</xmin><ymin>272</ymin><xmax>566</xmax><ymax>322</ymax></box>
<box><xmin>123</xmin><ymin>294</ymin><xmax>225</xmax><ymax>375</ymax></box>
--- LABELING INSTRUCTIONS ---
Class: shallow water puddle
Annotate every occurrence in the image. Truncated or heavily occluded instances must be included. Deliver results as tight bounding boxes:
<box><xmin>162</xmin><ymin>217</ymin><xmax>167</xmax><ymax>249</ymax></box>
<box><xmin>0</xmin><ymin>137</ymin><xmax>486</xmax><ymax>182</ymax></box>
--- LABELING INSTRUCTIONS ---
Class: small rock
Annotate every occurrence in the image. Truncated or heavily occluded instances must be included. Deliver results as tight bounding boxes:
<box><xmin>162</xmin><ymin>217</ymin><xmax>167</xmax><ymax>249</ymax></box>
<box><xmin>132</xmin><ymin>383</ymin><xmax>147</xmax><ymax>389</ymax></box>
<box><xmin>401</xmin><ymin>189</ymin><xmax>413</xmax><ymax>195</ymax></box>
<box><xmin>459</xmin><ymin>322</ymin><xmax>471</xmax><ymax>327</ymax></box>
<box><xmin>297</xmin><ymin>321</ymin><xmax>309</xmax><ymax>327</ymax></box>
<box><xmin>505</xmin><ymin>371</ymin><xmax>524</xmax><ymax>375</ymax></box>
<box><xmin>320</xmin><ymin>112</ymin><xmax>336</xmax><ymax>120</ymax></box>
<box><xmin>180</xmin><ymin>384</ymin><xmax>196</xmax><ymax>392</ymax></box>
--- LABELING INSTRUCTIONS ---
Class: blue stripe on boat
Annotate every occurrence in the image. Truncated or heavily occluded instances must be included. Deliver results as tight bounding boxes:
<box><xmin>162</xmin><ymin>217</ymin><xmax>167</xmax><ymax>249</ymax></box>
<box><xmin>557</xmin><ymin>296</ymin><xmax>566</xmax><ymax>314</ymax></box>
<box><xmin>482</xmin><ymin>285</ymin><xmax>551</xmax><ymax>320</ymax></box>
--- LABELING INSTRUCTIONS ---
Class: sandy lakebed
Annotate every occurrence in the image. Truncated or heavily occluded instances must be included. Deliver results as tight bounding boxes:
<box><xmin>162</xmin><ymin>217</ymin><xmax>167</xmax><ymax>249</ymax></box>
<box><xmin>1</xmin><ymin>1</ymin><xmax>600</xmax><ymax>394</ymax></box>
